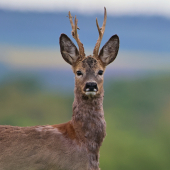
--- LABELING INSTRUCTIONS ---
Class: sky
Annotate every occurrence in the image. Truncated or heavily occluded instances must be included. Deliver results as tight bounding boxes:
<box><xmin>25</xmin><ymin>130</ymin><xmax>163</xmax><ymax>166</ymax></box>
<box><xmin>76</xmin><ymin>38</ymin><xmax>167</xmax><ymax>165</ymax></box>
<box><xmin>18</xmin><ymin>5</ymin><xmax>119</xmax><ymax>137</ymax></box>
<box><xmin>0</xmin><ymin>0</ymin><xmax>170</xmax><ymax>17</ymax></box>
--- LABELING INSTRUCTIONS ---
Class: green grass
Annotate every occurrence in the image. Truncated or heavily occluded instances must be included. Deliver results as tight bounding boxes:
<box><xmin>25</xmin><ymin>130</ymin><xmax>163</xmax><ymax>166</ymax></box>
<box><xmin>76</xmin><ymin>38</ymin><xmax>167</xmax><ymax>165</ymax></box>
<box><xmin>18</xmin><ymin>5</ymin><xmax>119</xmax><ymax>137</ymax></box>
<box><xmin>0</xmin><ymin>74</ymin><xmax>170</xmax><ymax>170</ymax></box>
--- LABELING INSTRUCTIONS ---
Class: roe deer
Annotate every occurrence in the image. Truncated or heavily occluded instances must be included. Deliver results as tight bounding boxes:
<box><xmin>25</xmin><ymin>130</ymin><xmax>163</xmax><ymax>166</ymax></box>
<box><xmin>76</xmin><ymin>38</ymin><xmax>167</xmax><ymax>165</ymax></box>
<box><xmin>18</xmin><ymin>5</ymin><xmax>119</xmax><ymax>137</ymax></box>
<box><xmin>0</xmin><ymin>7</ymin><xmax>119</xmax><ymax>170</ymax></box>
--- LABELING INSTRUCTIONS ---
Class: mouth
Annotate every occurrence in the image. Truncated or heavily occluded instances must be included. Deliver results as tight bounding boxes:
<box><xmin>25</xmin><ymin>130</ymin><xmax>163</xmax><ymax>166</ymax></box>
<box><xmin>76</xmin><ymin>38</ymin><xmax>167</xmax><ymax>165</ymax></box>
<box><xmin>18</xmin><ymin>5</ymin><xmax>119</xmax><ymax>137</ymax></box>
<box><xmin>85</xmin><ymin>89</ymin><xmax>97</xmax><ymax>95</ymax></box>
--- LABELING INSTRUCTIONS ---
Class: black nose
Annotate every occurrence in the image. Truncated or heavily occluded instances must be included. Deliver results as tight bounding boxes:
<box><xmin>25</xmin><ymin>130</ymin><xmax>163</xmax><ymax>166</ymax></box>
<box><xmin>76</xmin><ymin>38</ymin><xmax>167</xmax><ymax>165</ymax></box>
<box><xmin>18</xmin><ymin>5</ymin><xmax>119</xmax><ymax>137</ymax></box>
<box><xmin>85</xmin><ymin>82</ymin><xmax>98</xmax><ymax>92</ymax></box>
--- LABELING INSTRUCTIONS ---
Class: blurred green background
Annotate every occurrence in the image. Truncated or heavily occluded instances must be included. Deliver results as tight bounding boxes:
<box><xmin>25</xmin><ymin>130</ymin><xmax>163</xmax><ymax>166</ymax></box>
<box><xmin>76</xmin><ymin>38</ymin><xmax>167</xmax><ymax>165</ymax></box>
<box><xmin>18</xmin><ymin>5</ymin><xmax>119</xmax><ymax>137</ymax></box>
<box><xmin>0</xmin><ymin>74</ymin><xmax>170</xmax><ymax>170</ymax></box>
<box><xmin>0</xmin><ymin>1</ymin><xmax>170</xmax><ymax>169</ymax></box>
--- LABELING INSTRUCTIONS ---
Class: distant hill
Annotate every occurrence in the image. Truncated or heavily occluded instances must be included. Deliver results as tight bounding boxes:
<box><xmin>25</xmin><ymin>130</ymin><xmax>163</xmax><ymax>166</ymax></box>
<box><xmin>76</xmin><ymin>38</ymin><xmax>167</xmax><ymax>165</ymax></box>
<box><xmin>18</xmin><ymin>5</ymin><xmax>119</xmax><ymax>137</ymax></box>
<box><xmin>0</xmin><ymin>9</ymin><xmax>170</xmax><ymax>52</ymax></box>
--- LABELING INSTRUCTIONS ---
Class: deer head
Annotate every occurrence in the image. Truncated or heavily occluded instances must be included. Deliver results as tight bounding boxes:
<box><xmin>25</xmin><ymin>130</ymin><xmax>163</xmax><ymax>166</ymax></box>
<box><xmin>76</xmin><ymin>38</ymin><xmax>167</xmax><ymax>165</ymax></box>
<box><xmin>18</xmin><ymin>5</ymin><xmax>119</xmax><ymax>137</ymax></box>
<box><xmin>60</xmin><ymin>7</ymin><xmax>119</xmax><ymax>98</ymax></box>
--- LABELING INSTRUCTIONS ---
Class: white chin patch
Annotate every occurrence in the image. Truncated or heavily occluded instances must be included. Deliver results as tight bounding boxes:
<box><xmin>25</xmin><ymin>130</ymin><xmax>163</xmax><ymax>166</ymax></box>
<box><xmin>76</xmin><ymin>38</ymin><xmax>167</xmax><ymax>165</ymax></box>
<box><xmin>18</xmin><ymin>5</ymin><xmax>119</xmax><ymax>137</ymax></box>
<box><xmin>85</xmin><ymin>92</ymin><xmax>97</xmax><ymax>96</ymax></box>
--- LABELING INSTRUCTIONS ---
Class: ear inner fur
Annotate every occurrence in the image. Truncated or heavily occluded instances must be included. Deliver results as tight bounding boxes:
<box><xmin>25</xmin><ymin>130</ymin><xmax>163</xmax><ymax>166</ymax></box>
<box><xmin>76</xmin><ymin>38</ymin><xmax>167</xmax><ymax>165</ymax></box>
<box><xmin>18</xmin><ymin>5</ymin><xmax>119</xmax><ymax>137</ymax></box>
<box><xmin>60</xmin><ymin>33</ymin><xmax>80</xmax><ymax>65</ymax></box>
<box><xmin>98</xmin><ymin>34</ymin><xmax>119</xmax><ymax>66</ymax></box>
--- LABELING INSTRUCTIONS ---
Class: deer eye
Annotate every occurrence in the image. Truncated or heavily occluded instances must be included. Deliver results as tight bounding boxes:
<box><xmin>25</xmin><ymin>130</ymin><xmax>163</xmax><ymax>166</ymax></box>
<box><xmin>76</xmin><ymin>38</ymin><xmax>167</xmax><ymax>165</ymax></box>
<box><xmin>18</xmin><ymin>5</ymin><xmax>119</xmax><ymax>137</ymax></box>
<box><xmin>76</xmin><ymin>71</ymin><xmax>83</xmax><ymax>76</ymax></box>
<box><xmin>98</xmin><ymin>70</ymin><xmax>103</xmax><ymax>75</ymax></box>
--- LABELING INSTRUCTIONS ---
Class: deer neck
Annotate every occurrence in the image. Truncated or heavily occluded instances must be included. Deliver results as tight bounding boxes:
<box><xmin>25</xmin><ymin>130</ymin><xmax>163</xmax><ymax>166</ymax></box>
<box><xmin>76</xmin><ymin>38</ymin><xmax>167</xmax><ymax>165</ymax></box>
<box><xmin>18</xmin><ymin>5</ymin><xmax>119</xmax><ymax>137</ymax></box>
<box><xmin>71</xmin><ymin>88</ymin><xmax>106</xmax><ymax>153</ymax></box>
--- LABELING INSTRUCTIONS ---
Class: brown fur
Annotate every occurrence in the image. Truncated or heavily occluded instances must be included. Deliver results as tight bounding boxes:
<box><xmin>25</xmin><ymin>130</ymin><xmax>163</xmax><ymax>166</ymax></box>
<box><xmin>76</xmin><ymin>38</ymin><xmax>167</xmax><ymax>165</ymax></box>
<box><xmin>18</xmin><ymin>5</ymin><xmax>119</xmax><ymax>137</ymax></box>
<box><xmin>0</xmin><ymin>125</ymin><xmax>88</xmax><ymax>170</ymax></box>
<box><xmin>72</xmin><ymin>87</ymin><xmax>105</xmax><ymax>169</ymax></box>
<box><xmin>0</xmin><ymin>9</ymin><xmax>119</xmax><ymax>170</ymax></box>
<box><xmin>52</xmin><ymin>121</ymin><xmax>77</xmax><ymax>141</ymax></box>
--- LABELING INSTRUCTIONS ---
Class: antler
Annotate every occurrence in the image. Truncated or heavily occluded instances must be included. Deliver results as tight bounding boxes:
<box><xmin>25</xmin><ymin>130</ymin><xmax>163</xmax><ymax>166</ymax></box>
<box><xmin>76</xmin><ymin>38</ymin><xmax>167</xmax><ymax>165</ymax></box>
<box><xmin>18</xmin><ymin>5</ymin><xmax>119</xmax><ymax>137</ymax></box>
<box><xmin>68</xmin><ymin>11</ymin><xmax>85</xmax><ymax>58</ymax></box>
<box><xmin>93</xmin><ymin>7</ymin><xmax>107</xmax><ymax>57</ymax></box>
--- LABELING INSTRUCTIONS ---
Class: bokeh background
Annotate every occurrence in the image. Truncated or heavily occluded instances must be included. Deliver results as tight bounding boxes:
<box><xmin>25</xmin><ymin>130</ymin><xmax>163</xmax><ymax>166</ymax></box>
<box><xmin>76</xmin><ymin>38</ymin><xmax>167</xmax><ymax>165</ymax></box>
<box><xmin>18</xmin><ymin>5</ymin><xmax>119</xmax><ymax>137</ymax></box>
<box><xmin>0</xmin><ymin>0</ymin><xmax>170</xmax><ymax>169</ymax></box>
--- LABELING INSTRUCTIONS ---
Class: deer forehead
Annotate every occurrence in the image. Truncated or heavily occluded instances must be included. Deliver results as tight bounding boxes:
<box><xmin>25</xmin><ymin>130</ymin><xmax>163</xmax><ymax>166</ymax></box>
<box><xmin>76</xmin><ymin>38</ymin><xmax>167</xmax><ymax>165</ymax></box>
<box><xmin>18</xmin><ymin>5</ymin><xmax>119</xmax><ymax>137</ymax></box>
<box><xmin>75</xmin><ymin>56</ymin><xmax>104</xmax><ymax>72</ymax></box>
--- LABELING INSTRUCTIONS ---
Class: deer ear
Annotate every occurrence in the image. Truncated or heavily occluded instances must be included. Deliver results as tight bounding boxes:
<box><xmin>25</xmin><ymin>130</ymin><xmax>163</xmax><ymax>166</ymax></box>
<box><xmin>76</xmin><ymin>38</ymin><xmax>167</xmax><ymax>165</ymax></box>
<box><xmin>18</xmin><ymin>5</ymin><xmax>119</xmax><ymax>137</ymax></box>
<box><xmin>60</xmin><ymin>34</ymin><xmax>79</xmax><ymax>65</ymax></box>
<box><xmin>98</xmin><ymin>35</ymin><xmax>119</xmax><ymax>66</ymax></box>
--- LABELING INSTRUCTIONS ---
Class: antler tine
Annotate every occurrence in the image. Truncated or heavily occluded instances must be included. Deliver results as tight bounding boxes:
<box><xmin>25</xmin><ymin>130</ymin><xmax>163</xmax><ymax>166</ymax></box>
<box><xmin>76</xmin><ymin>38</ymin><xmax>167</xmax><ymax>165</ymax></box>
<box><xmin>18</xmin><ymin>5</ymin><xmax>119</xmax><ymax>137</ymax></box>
<box><xmin>68</xmin><ymin>11</ymin><xmax>85</xmax><ymax>58</ymax></box>
<box><xmin>93</xmin><ymin>7</ymin><xmax>107</xmax><ymax>57</ymax></box>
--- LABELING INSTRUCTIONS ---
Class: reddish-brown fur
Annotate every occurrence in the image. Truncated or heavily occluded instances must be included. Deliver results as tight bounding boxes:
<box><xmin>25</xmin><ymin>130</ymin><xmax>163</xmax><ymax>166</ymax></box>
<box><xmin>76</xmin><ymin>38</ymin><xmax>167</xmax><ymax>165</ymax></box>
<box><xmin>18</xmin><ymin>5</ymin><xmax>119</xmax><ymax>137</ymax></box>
<box><xmin>52</xmin><ymin>121</ymin><xmax>77</xmax><ymax>141</ymax></box>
